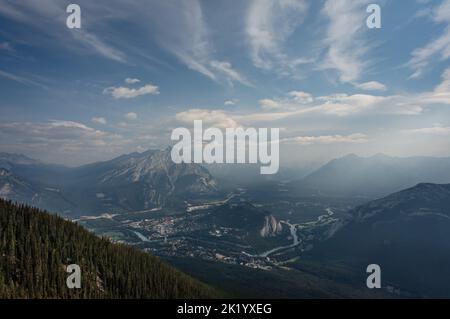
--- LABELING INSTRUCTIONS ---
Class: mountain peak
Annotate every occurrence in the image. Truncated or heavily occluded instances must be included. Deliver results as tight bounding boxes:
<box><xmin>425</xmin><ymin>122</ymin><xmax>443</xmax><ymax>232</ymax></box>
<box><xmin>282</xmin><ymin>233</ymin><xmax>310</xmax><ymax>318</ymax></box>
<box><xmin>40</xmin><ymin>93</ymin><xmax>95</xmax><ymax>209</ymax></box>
<box><xmin>0</xmin><ymin>152</ymin><xmax>41</xmax><ymax>166</ymax></box>
<box><xmin>371</xmin><ymin>152</ymin><xmax>391</xmax><ymax>159</ymax></box>
<box><xmin>300</xmin><ymin>154</ymin><xmax>450</xmax><ymax>198</ymax></box>
<box><xmin>340</xmin><ymin>153</ymin><xmax>360</xmax><ymax>160</ymax></box>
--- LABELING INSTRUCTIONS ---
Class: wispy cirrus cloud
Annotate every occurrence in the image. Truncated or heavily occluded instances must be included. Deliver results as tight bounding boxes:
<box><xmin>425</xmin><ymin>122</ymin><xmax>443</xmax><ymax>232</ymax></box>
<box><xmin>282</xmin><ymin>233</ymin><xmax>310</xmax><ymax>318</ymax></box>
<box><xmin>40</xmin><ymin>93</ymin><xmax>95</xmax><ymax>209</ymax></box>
<box><xmin>409</xmin><ymin>0</ymin><xmax>450</xmax><ymax>78</ymax></box>
<box><xmin>403</xmin><ymin>125</ymin><xmax>450</xmax><ymax>136</ymax></box>
<box><xmin>0</xmin><ymin>0</ymin><xmax>127</xmax><ymax>63</ymax></box>
<box><xmin>434</xmin><ymin>68</ymin><xmax>450</xmax><ymax>93</ymax></box>
<box><xmin>210</xmin><ymin>61</ymin><xmax>253</xmax><ymax>87</ymax></box>
<box><xmin>354</xmin><ymin>81</ymin><xmax>387</xmax><ymax>91</ymax></box>
<box><xmin>0</xmin><ymin>120</ymin><xmax>129</xmax><ymax>165</ymax></box>
<box><xmin>246</xmin><ymin>0</ymin><xmax>311</xmax><ymax>75</ymax></box>
<box><xmin>144</xmin><ymin>0</ymin><xmax>251</xmax><ymax>86</ymax></box>
<box><xmin>0</xmin><ymin>69</ymin><xmax>47</xmax><ymax>89</ymax></box>
<box><xmin>70</xmin><ymin>31</ymin><xmax>126</xmax><ymax>63</ymax></box>
<box><xmin>320</xmin><ymin>0</ymin><xmax>372</xmax><ymax>83</ymax></box>
<box><xmin>281</xmin><ymin>133</ymin><xmax>369</xmax><ymax>145</ymax></box>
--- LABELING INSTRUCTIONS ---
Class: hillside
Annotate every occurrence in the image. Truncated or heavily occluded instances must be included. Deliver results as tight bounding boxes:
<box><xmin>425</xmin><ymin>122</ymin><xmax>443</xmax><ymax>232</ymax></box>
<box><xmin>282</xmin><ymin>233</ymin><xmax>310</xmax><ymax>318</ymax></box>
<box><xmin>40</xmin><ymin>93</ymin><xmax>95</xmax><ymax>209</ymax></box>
<box><xmin>308</xmin><ymin>183</ymin><xmax>450</xmax><ymax>297</ymax></box>
<box><xmin>0</xmin><ymin>199</ymin><xmax>218</xmax><ymax>298</ymax></box>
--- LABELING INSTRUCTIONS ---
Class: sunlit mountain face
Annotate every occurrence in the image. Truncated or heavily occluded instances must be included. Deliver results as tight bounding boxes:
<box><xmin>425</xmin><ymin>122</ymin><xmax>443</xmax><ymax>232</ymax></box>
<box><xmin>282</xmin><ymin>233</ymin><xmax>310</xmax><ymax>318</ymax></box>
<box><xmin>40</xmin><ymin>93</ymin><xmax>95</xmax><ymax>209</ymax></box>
<box><xmin>1</xmin><ymin>0</ymin><xmax>450</xmax><ymax>300</ymax></box>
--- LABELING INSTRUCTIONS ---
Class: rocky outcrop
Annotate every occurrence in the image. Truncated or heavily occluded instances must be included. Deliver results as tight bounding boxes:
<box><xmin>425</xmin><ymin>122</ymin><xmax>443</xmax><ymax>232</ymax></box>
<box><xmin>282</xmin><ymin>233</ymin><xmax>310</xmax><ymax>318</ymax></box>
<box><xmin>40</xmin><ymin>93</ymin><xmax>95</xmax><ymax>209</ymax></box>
<box><xmin>260</xmin><ymin>215</ymin><xmax>283</xmax><ymax>237</ymax></box>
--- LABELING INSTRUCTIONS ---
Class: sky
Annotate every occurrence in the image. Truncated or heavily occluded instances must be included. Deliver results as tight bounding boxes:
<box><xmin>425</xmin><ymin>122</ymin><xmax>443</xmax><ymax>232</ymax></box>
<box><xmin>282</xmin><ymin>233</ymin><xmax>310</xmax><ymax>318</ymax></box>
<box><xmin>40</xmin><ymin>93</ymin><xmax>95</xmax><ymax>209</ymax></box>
<box><xmin>0</xmin><ymin>0</ymin><xmax>450</xmax><ymax>168</ymax></box>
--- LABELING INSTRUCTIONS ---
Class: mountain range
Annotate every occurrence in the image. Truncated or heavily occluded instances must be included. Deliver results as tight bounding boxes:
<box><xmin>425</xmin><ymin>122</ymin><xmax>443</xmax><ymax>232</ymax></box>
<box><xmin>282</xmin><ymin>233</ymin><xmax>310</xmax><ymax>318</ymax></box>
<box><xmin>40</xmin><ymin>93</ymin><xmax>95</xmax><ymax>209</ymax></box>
<box><xmin>0</xmin><ymin>149</ymin><xmax>218</xmax><ymax>216</ymax></box>
<box><xmin>295</xmin><ymin>153</ymin><xmax>450</xmax><ymax>199</ymax></box>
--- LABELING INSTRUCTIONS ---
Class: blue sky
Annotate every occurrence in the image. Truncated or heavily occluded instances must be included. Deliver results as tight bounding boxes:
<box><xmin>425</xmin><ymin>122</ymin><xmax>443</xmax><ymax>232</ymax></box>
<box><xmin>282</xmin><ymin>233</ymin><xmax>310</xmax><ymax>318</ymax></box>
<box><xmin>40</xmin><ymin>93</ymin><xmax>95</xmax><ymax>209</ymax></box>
<box><xmin>0</xmin><ymin>0</ymin><xmax>450</xmax><ymax>167</ymax></box>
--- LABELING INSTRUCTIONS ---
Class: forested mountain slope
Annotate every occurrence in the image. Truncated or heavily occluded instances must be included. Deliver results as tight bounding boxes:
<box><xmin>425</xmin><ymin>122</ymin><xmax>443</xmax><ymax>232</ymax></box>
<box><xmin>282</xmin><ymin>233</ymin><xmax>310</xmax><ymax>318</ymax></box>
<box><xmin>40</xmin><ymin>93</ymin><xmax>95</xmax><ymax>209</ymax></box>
<box><xmin>0</xmin><ymin>199</ymin><xmax>218</xmax><ymax>298</ymax></box>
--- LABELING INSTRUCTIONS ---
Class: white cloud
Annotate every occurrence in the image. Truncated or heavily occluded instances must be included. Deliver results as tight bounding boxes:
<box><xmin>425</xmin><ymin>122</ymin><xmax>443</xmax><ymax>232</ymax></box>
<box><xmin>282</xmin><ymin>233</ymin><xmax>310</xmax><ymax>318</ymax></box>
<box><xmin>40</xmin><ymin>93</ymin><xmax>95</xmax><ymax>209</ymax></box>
<box><xmin>433</xmin><ymin>0</ymin><xmax>450</xmax><ymax>23</ymax></box>
<box><xmin>224</xmin><ymin>100</ymin><xmax>237</xmax><ymax>106</ymax></box>
<box><xmin>288</xmin><ymin>91</ymin><xmax>314</xmax><ymax>103</ymax></box>
<box><xmin>125</xmin><ymin>78</ymin><xmax>141</xmax><ymax>84</ymax></box>
<box><xmin>0</xmin><ymin>120</ymin><xmax>124</xmax><ymax>152</ymax></box>
<box><xmin>241</xmin><ymin>81</ymin><xmax>450</xmax><ymax>124</ymax></box>
<box><xmin>234</xmin><ymin>92</ymin><xmax>396</xmax><ymax>125</ymax></box>
<box><xmin>417</xmin><ymin>67</ymin><xmax>450</xmax><ymax>104</ymax></box>
<box><xmin>317</xmin><ymin>93</ymin><xmax>425</xmax><ymax>116</ymax></box>
<box><xmin>281</xmin><ymin>133</ymin><xmax>369</xmax><ymax>145</ymax></box>
<box><xmin>0</xmin><ymin>120</ymin><xmax>128</xmax><ymax>165</ymax></box>
<box><xmin>258</xmin><ymin>91</ymin><xmax>313</xmax><ymax>111</ymax></box>
<box><xmin>354</xmin><ymin>81</ymin><xmax>387</xmax><ymax>91</ymax></box>
<box><xmin>409</xmin><ymin>0</ymin><xmax>450</xmax><ymax>78</ymax></box>
<box><xmin>259</xmin><ymin>99</ymin><xmax>283</xmax><ymax>110</ymax></box>
<box><xmin>246</xmin><ymin>0</ymin><xmax>310</xmax><ymax>74</ymax></box>
<box><xmin>91</xmin><ymin>117</ymin><xmax>107</xmax><ymax>125</ymax></box>
<box><xmin>241</xmin><ymin>76</ymin><xmax>450</xmax><ymax>124</ymax></box>
<box><xmin>210</xmin><ymin>61</ymin><xmax>252</xmax><ymax>87</ymax></box>
<box><xmin>104</xmin><ymin>83</ymin><xmax>159</xmax><ymax>99</ymax></box>
<box><xmin>403</xmin><ymin>126</ymin><xmax>450</xmax><ymax>135</ymax></box>
<box><xmin>320</xmin><ymin>0</ymin><xmax>371</xmax><ymax>83</ymax></box>
<box><xmin>125</xmin><ymin>112</ymin><xmax>138</xmax><ymax>121</ymax></box>
<box><xmin>175</xmin><ymin>109</ymin><xmax>239</xmax><ymax>129</ymax></box>
<box><xmin>434</xmin><ymin>68</ymin><xmax>450</xmax><ymax>93</ymax></box>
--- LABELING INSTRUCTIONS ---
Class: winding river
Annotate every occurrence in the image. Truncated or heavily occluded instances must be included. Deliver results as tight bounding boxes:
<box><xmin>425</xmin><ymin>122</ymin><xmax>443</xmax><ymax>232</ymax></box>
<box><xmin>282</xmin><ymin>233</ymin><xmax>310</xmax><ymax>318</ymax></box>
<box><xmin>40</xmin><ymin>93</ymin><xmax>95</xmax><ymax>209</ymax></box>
<box><xmin>258</xmin><ymin>221</ymin><xmax>300</xmax><ymax>257</ymax></box>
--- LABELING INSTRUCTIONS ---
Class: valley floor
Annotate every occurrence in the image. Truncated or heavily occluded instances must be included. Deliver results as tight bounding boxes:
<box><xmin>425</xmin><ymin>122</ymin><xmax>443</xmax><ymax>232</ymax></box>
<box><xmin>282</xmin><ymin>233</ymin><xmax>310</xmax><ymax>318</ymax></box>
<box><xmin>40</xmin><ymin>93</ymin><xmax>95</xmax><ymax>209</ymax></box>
<box><xmin>75</xmin><ymin>189</ymin><xmax>391</xmax><ymax>298</ymax></box>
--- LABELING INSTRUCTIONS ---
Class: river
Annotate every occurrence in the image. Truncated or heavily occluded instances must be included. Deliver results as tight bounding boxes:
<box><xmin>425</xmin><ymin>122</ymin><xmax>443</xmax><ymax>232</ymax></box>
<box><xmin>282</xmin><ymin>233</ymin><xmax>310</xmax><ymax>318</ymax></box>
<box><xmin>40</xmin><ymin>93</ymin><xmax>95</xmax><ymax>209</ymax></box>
<box><xmin>259</xmin><ymin>221</ymin><xmax>300</xmax><ymax>257</ymax></box>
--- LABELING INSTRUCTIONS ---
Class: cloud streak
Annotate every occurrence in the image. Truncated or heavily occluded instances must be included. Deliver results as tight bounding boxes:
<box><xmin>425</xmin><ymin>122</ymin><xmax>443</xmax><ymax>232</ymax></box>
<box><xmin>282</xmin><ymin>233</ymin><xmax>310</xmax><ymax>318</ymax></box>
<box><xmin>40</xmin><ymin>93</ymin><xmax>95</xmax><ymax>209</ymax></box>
<box><xmin>246</xmin><ymin>0</ymin><xmax>310</xmax><ymax>76</ymax></box>
<box><xmin>0</xmin><ymin>120</ymin><xmax>130</xmax><ymax>165</ymax></box>
<box><xmin>403</xmin><ymin>126</ymin><xmax>450</xmax><ymax>136</ymax></box>
<box><xmin>175</xmin><ymin>109</ymin><xmax>239</xmax><ymax>129</ymax></box>
<box><xmin>281</xmin><ymin>133</ymin><xmax>369</xmax><ymax>145</ymax></box>
<box><xmin>320</xmin><ymin>0</ymin><xmax>371</xmax><ymax>83</ymax></box>
<box><xmin>143</xmin><ymin>0</ymin><xmax>250</xmax><ymax>86</ymax></box>
<box><xmin>408</xmin><ymin>0</ymin><xmax>450</xmax><ymax>78</ymax></box>
<box><xmin>0</xmin><ymin>0</ymin><xmax>127</xmax><ymax>63</ymax></box>
<box><xmin>91</xmin><ymin>117</ymin><xmax>107</xmax><ymax>125</ymax></box>
<box><xmin>0</xmin><ymin>69</ymin><xmax>47</xmax><ymax>89</ymax></box>
<box><xmin>103</xmin><ymin>83</ymin><xmax>160</xmax><ymax>99</ymax></box>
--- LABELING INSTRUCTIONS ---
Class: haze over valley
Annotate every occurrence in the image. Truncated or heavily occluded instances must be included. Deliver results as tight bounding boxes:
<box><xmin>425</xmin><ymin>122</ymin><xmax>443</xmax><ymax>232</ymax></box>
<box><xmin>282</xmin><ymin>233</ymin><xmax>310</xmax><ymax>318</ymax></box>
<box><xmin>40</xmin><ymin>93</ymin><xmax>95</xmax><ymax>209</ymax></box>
<box><xmin>2</xmin><ymin>150</ymin><xmax>450</xmax><ymax>297</ymax></box>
